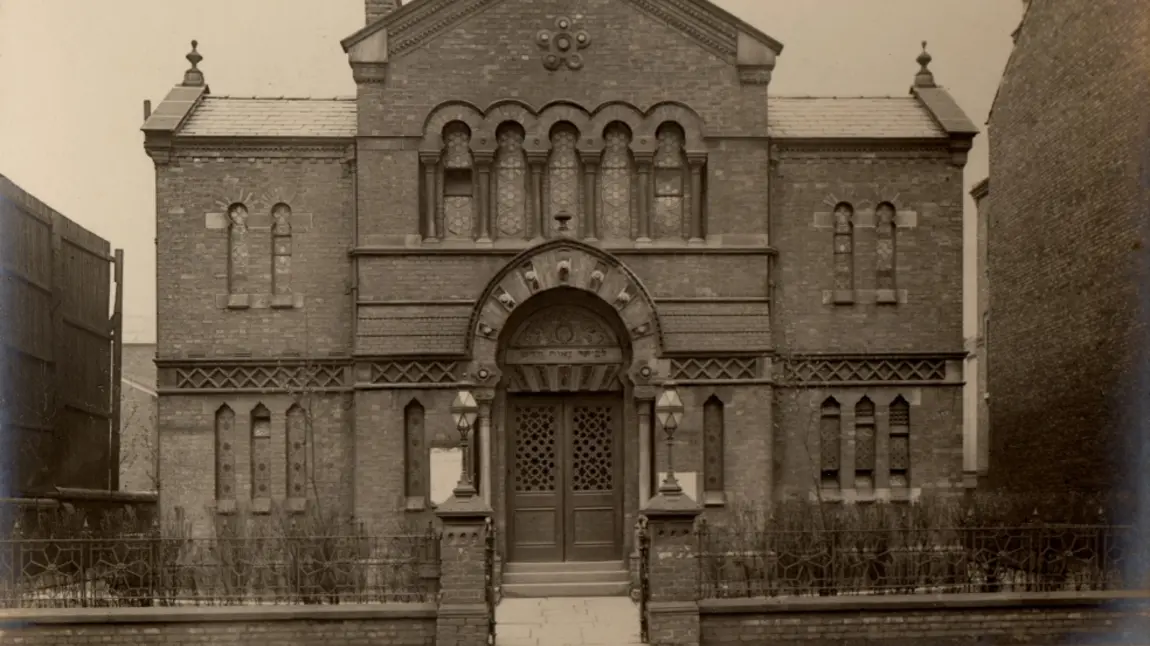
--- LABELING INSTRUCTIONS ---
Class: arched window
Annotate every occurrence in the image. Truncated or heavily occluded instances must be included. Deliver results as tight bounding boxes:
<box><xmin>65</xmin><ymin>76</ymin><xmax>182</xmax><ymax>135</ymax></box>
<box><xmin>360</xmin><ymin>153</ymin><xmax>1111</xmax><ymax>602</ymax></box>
<box><xmin>442</xmin><ymin>122</ymin><xmax>476</xmax><ymax>239</ymax></box>
<box><xmin>494</xmin><ymin>122</ymin><xmax>527</xmax><ymax>239</ymax></box>
<box><xmin>404</xmin><ymin>399</ymin><xmax>427</xmax><ymax>503</ymax></box>
<box><xmin>653</xmin><ymin>123</ymin><xmax>687</xmax><ymax>239</ymax></box>
<box><xmin>703</xmin><ymin>395</ymin><xmax>725</xmax><ymax>497</ymax></box>
<box><xmin>855</xmin><ymin>397</ymin><xmax>875</xmax><ymax>492</ymax></box>
<box><xmin>548</xmin><ymin>122</ymin><xmax>581</xmax><ymax>236</ymax></box>
<box><xmin>832</xmin><ymin>202</ymin><xmax>855</xmax><ymax>294</ymax></box>
<box><xmin>251</xmin><ymin>404</ymin><xmax>272</xmax><ymax>501</ymax></box>
<box><xmin>820</xmin><ymin>397</ymin><xmax>841</xmax><ymax>490</ymax></box>
<box><xmin>226</xmin><ymin>203</ymin><xmax>249</xmax><ymax>294</ymax></box>
<box><xmin>271</xmin><ymin>203</ymin><xmax>293</xmax><ymax>297</ymax></box>
<box><xmin>876</xmin><ymin>202</ymin><xmax>897</xmax><ymax>296</ymax></box>
<box><xmin>214</xmin><ymin>405</ymin><xmax>236</xmax><ymax>502</ymax></box>
<box><xmin>599</xmin><ymin>122</ymin><xmax>634</xmax><ymax>240</ymax></box>
<box><xmin>889</xmin><ymin>397</ymin><xmax>911</xmax><ymax>489</ymax></box>
<box><xmin>286</xmin><ymin>404</ymin><xmax>307</xmax><ymax>500</ymax></box>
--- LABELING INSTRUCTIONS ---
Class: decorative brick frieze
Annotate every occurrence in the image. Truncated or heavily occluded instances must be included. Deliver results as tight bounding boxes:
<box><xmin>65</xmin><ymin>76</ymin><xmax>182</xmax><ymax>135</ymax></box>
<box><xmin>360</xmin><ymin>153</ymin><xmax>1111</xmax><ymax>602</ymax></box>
<box><xmin>777</xmin><ymin>355</ymin><xmax>961</xmax><ymax>386</ymax></box>
<box><xmin>158</xmin><ymin>360</ymin><xmax>349</xmax><ymax>393</ymax></box>
<box><xmin>668</xmin><ymin>356</ymin><xmax>759</xmax><ymax>381</ymax></box>
<box><xmin>361</xmin><ymin>359</ymin><xmax>462</xmax><ymax>385</ymax></box>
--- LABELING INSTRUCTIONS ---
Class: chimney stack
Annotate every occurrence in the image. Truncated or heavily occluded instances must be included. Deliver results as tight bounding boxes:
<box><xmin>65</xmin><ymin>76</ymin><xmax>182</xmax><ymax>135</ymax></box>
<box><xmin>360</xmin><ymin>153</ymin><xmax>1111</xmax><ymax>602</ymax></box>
<box><xmin>366</xmin><ymin>0</ymin><xmax>400</xmax><ymax>26</ymax></box>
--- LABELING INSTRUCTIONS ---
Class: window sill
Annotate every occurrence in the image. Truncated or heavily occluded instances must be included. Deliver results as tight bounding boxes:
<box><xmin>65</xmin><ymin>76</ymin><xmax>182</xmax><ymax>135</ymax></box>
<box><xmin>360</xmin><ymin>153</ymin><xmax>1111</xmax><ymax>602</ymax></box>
<box><xmin>405</xmin><ymin>496</ymin><xmax>428</xmax><ymax>512</ymax></box>
<box><xmin>703</xmin><ymin>491</ymin><xmax>727</xmax><ymax>508</ymax></box>
<box><xmin>251</xmin><ymin>498</ymin><xmax>272</xmax><ymax>515</ymax></box>
<box><xmin>285</xmin><ymin>497</ymin><xmax>307</xmax><ymax>514</ymax></box>
<box><xmin>215</xmin><ymin>499</ymin><xmax>237</xmax><ymax>515</ymax></box>
<box><xmin>226</xmin><ymin>294</ymin><xmax>250</xmax><ymax>310</ymax></box>
<box><xmin>218</xmin><ymin>293</ymin><xmax>305</xmax><ymax>310</ymax></box>
<box><xmin>876</xmin><ymin>289</ymin><xmax>898</xmax><ymax>305</ymax></box>
<box><xmin>832</xmin><ymin>289</ymin><xmax>855</xmax><ymax>305</ymax></box>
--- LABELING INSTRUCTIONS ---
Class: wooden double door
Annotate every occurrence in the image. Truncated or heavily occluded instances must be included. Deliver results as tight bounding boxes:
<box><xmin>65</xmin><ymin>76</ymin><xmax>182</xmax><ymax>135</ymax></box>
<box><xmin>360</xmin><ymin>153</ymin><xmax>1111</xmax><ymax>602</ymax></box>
<box><xmin>507</xmin><ymin>394</ymin><xmax>624</xmax><ymax>563</ymax></box>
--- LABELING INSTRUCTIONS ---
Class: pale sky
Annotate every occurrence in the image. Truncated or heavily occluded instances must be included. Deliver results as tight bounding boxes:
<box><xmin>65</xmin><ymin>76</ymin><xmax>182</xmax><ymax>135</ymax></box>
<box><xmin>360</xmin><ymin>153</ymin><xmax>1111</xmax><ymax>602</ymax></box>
<box><xmin>0</xmin><ymin>0</ymin><xmax>1023</xmax><ymax>344</ymax></box>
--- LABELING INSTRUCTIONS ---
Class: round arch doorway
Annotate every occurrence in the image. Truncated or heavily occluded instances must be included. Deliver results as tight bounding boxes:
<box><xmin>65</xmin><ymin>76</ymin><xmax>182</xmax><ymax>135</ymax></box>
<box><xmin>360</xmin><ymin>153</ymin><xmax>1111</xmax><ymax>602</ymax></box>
<box><xmin>500</xmin><ymin>289</ymin><xmax>630</xmax><ymax>564</ymax></box>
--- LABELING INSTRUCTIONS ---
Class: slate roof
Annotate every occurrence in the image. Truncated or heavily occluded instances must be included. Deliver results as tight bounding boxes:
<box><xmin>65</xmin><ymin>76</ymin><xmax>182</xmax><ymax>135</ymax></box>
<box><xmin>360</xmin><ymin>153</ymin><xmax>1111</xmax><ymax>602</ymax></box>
<box><xmin>178</xmin><ymin>97</ymin><xmax>357</xmax><ymax>138</ymax></box>
<box><xmin>766</xmin><ymin>97</ymin><xmax>947</xmax><ymax>139</ymax></box>
<box><xmin>173</xmin><ymin>95</ymin><xmax>949</xmax><ymax>140</ymax></box>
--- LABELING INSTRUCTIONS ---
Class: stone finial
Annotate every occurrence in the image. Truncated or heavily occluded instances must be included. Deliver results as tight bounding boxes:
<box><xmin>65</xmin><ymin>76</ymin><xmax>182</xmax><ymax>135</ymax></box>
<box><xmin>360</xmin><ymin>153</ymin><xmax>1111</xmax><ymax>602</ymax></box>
<box><xmin>182</xmin><ymin>40</ymin><xmax>205</xmax><ymax>87</ymax></box>
<box><xmin>914</xmin><ymin>41</ymin><xmax>936</xmax><ymax>88</ymax></box>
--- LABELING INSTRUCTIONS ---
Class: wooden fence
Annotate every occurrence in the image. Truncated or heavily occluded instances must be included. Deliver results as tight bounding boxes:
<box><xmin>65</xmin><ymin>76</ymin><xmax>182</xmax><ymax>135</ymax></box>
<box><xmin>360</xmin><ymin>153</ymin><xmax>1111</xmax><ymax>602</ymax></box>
<box><xmin>0</xmin><ymin>173</ymin><xmax>124</xmax><ymax>496</ymax></box>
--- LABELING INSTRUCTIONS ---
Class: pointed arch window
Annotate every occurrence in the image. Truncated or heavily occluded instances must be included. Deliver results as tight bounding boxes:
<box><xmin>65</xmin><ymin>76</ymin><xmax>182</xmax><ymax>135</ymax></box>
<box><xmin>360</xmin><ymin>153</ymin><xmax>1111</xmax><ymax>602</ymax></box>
<box><xmin>889</xmin><ymin>397</ymin><xmax>911</xmax><ymax>489</ymax></box>
<box><xmin>286</xmin><ymin>404</ymin><xmax>307</xmax><ymax>501</ymax></box>
<box><xmin>271</xmin><ymin>203</ymin><xmax>293</xmax><ymax>297</ymax></box>
<box><xmin>876</xmin><ymin>202</ymin><xmax>898</xmax><ymax>301</ymax></box>
<box><xmin>251</xmin><ymin>404</ymin><xmax>272</xmax><ymax>504</ymax></box>
<box><xmin>226</xmin><ymin>203</ymin><xmax>249</xmax><ymax>294</ymax></box>
<box><xmin>653</xmin><ymin>123</ymin><xmax>687</xmax><ymax>239</ymax></box>
<box><xmin>820</xmin><ymin>398</ymin><xmax>842</xmax><ymax>490</ymax></box>
<box><xmin>442</xmin><ymin>122</ymin><xmax>476</xmax><ymax>240</ymax></box>
<box><xmin>833</xmin><ymin>202</ymin><xmax>855</xmax><ymax>296</ymax></box>
<box><xmin>404</xmin><ymin>399</ymin><xmax>428</xmax><ymax>507</ymax></box>
<box><xmin>600</xmin><ymin>123</ymin><xmax>634</xmax><ymax>240</ymax></box>
<box><xmin>214</xmin><ymin>405</ymin><xmax>236</xmax><ymax>503</ymax></box>
<box><xmin>702</xmin><ymin>395</ymin><xmax>725</xmax><ymax>500</ymax></box>
<box><xmin>548</xmin><ymin>123</ymin><xmax>581</xmax><ymax>236</ymax></box>
<box><xmin>855</xmin><ymin>397</ymin><xmax>876</xmax><ymax>492</ymax></box>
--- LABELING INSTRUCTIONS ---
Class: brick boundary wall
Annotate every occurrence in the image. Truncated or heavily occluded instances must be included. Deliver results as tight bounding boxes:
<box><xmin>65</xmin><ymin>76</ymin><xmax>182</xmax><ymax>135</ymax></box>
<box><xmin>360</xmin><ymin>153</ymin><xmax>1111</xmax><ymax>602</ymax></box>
<box><xmin>699</xmin><ymin>592</ymin><xmax>1150</xmax><ymax>645</ymax></box>
<box><xmin>0</xmin><ymin>603</ymin><xmax>437</xmax><ymax>646</ymax></box>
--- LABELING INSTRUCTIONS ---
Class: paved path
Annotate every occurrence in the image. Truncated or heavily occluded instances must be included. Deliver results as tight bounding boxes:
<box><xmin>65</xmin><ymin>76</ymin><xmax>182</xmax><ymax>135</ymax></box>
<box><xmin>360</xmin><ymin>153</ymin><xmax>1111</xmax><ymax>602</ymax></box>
<box><xmin>496</xmin><ymin>597</ymin><xmax>644</xmax><ymax>646</ymax></box>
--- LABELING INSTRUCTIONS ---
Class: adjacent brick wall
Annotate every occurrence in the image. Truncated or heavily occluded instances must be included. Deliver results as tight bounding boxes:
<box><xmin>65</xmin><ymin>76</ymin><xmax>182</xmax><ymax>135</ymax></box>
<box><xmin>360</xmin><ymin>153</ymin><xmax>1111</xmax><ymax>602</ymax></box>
<box><xmin>700</xmin><ymin>593</ymin><xmax>1150</xmax><ymax>645</ymax></box>
<box><xmin>0</xmin><ymin>605</ymin><xmax>436</xmax><ymax>646</ymax></box>
<box><xmin>986</xmin><ymin>0</ymin><xmax>1148</xmax><ymax>493</ymax></box>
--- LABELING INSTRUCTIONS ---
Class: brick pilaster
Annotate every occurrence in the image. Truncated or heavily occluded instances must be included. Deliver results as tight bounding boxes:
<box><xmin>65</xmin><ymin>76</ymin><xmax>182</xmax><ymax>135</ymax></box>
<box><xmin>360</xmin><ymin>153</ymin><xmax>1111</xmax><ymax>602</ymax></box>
<box><xmin>643</xmin><ymin>488</ymin><xmax>702</xmax><ymax>646</ymax></box>
<box><xmin>435</xmin><ymin>494</ymin><xmax>493</xmax><ymax>646</ymax></box>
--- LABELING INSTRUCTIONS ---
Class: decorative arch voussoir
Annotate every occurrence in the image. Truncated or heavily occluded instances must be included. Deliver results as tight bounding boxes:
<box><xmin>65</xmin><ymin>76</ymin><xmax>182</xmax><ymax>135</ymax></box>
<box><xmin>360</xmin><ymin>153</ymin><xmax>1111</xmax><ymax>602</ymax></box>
<box><xmin>646</xmin><ymin>101</ymin><xmax>707</xmax><ymax>151</ymax></box>
<box><xmin>465</xmin><ymin>239</ymin><xmax>664</xmax><ymax>371</ymax></box>
<box><xmin>536</xmin><ymin>101</ymin><xmax>594</xmax><ymax>149</ymax></box>
<box><xmin>479</xmin><ymin>100</ymin><xmax>539</xmax><ymax>151</ymax></box>
<box><xmin>589</xmin><ymin>102</ymin><xmax>648</xmax><ymax>145</ymax></box>
<box><xmin>421</xmin><ymin>101</ymin><xmax>485</xmax><ymax>151</ymax></box>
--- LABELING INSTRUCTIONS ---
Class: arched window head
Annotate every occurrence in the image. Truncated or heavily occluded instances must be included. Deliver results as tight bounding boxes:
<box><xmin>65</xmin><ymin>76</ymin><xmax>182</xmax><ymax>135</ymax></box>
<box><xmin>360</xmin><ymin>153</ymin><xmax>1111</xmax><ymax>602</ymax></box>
<box><xmin>702</xmin><ymin>395</ymin><xmax>725</xmax><ymax>496</ymax></box>
<box><xmin>226</xmin><ymin>203</ymin><xmax>249</xmax><ymax>295</ymax></box>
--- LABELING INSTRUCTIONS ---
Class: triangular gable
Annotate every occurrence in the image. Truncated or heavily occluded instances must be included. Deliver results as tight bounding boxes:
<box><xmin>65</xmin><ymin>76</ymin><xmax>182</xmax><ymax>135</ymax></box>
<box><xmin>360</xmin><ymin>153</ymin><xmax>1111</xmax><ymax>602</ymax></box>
<box><xmin>341</xmin><ymin>0</ymin><xmax>782</xmax><ymax>66</ymax></box>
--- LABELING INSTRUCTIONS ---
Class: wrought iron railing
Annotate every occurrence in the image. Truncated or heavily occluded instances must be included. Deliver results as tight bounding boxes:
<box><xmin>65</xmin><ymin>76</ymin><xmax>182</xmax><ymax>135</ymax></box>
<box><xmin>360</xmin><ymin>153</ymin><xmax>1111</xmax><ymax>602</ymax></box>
<box><xmin>637</xmin><ymin>515</ymin><xmax>651</xmax><ymax>643</ymax></box>
<box><xmin>484</xmin><ymin>517</ymin><xmax>497</xmax><ymax>646</ymax></box>
<box><xmin>0</xmin><ymin>532</ymin><xmax>439</xmax><ymax>608</ymax></box>
<box><xmin>697</xmin><ymin>523</ymin><xmax>1149</xmax><ymax>600</ymax></box>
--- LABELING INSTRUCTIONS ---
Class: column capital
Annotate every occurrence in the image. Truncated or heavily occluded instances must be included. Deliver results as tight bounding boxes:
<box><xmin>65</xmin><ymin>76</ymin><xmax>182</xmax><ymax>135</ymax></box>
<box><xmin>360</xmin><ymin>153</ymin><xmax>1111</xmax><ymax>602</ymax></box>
<box><xmin>526</xmin><ymin>151</ymin><xmax>549</xmax><ymax>166</ymax></box>
<box><xmin>634</xmin><ymin>152</ymin><xmax>655</xmax><ymax>166</ymax></box>
<box><xmin>579</xmin><ymin>150</ymin><xmax>602</xmax><ymax>166</ymax></box>
<box><xmin>686</xmin><ymin>152</ymin><xmax>707</xmax><ymax>168</ymax></box>
<box><xmin>473</xmin><ymin>151</ymin><xmax>495</xmax><ymax>166</ymax></box>
<box><xmin>419</xmin><ymin>150</ymin><xmax>442</xmax><ymax>165</ymax></box>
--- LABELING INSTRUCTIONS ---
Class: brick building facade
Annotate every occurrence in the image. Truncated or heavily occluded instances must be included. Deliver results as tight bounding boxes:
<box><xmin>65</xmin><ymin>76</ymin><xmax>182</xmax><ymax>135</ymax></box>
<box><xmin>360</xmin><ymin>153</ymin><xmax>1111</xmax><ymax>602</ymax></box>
<box><xmin>986</xmin><ymin>0</ymin><xmax>1149</xmax><ymax>494</ymax></box>
<box><xmin>143</xmin><ymin>0</ymin><xmax>976</xmax><ymax>559</ymax></box>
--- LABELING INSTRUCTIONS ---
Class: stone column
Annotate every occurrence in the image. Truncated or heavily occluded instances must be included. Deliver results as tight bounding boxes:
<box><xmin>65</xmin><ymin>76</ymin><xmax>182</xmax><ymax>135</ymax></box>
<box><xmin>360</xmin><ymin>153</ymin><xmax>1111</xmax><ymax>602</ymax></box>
<box><xmin>474</xmin><ymin>153</ymin><xmax>494</xmax><ymax>244</ymax></box>
<box><xmin>528</xmin><ymin>153</ymin><xmax>547</xmax><ymax>240</ymax></box>
<box><xmin>687</xmin><ymin>154</ymin><xmax>706</xmax><ymax>245</ymax></box>
<box><xmin>477</xmin><ymin>395</ymin><xmax>493</xmax><ymax>505</ymax></box>
<box><xmin>637</xmin><ymin>393</ymin><xmax>655</xmax><ymax>505</ymax></box>
<box><xmin>435</xmin><ymin>454</ymin><xmax>494</xmax><ymax>646</ymax></box>
<box><xmin>580</xmin><ymin>152</ymin><xmax>600</xmax><ymax>241</ymax></box>
<box><xmin>642</xmin><ymin>488</ymin><xmax>702</xmax><ymax>646</ymax></box>
<box><xmin>420</xmin><ymin>152</ymin><xmax>441</xmax><ymax>242</ymax></box>
<box><xmin>635</xmin><ymin>153</ymin><xmax>654</xmax><ymax>244</ymax></box>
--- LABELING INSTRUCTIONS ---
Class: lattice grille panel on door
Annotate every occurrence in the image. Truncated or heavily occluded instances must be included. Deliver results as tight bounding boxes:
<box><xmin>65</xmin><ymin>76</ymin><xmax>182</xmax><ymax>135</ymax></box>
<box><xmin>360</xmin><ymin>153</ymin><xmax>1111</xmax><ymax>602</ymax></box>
<box><xmin>571</xmin><ymin>406</ymin><xmax>614</xmax><ymax>492</ymax></box>
<box><xmin>669</xmin><ymin>357</ymin><xmax>757</xmax><ymax>381</ymax></box>
<box><xmin>513</xmin><ymin>406</ymin><xmax>558</xmax><ymax>493</ymax></box>
<box><xmin>781</xmin><ymin>358</ymin><xmax>946</xmax><ymax>384</ymax></box>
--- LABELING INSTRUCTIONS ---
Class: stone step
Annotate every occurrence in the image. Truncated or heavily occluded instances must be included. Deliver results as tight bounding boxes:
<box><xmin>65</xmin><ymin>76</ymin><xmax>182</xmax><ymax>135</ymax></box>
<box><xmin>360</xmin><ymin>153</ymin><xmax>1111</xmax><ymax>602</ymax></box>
<box><xmin>500</xmin><ymin>580</ymin><xmax>631</xmax><ymax>598</ymax></box>
<box><xmin>502</xmin><ymin>568</ymin><xmax>630</xmax><ymax>585</ymax></box>
<box><xmin>503</xmin><ymin>560</ymin><xmax>627</xmax><ymax>574</ymax></box>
